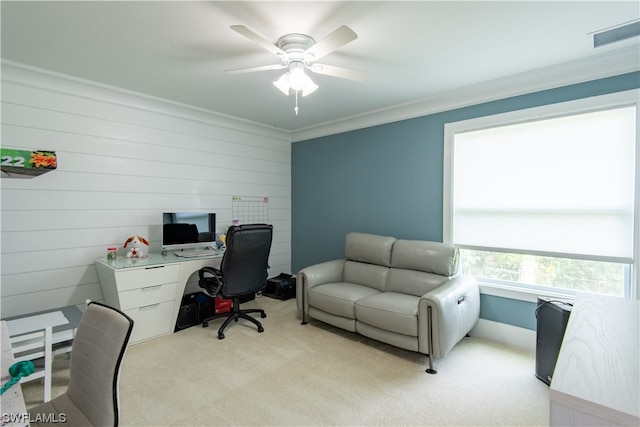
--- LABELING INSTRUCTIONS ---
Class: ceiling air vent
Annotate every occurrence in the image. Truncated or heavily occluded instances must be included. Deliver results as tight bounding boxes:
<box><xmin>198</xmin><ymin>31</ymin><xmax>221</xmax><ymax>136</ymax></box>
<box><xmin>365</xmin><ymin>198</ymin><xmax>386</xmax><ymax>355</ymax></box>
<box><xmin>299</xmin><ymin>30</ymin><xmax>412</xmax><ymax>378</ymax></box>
<box><xmin>593</xmin><ymin>21</ymin><xmax>640</xmax><ymax>48</ymax></box>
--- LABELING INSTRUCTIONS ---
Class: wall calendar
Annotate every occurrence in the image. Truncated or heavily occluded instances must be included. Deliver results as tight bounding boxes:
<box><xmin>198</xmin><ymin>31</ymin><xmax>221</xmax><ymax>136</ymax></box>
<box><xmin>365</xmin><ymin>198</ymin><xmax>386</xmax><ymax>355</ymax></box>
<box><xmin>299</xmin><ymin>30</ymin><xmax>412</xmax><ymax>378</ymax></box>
<box><xmin>231</xmin><ymin>196</ymin><xmax>269</xmax><ymax>225</ymax></box>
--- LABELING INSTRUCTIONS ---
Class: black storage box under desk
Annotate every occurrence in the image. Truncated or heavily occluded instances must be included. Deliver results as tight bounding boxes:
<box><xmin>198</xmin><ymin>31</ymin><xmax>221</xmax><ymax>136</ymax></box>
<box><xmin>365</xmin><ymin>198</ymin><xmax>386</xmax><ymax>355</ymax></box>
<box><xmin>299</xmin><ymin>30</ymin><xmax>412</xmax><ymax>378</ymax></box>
<box><xmin>535</xmin><ymin>297</ymin><xmax>573</xmax><ymax>385</ymax></box>
<box><xmin>175</xmin><ymin>292</ymin><xmax>217</xmax><ymax>331</ymax></box>
<box><xmin>197</xmin><ymin>295</ymin><xmax>215</xmax><ymax>321</ymax></box>
<box><xmin>264</xmin><ymin>273</ymin><xmax>296</xmax><ymax>300</ymax></box>
<box><xmin>175</xmin><ymin>293</ymin><xmax>198</xmax><ymax>331</ymax></box>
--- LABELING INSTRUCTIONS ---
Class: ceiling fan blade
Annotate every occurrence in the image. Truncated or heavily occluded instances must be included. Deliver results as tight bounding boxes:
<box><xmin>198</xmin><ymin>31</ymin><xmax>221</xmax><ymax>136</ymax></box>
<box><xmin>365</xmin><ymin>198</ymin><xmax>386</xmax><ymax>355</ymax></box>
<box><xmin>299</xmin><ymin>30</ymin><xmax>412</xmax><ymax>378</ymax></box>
<box><xmin>308</xmin><ymin>64</ymin><xmax>367</xmax><ymax>81</ymax></box>
<box><xmin>305</xmin><ymin>25</ymin><xmax>358</xmax><ymax>61</ymax></box>
<box><xmin>225</xmin><ymin>64</ymin><xmax>287</xmax><ymax>74</ymax></box>
<box><xmin>230</xmin><ymin>25</ymin><xmax>286</xmax><ymax>57</ymax></box>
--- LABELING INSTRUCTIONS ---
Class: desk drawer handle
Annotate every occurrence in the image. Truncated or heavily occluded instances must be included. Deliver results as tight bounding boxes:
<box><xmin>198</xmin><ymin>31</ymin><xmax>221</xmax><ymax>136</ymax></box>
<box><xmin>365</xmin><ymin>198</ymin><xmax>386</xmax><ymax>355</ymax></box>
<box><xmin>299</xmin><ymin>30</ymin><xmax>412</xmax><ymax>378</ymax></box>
<box><xmin>145</xmin><ymin>266</ymin><xmax>165</xmax><ymax>270</ymax></box>
<box><xmin>139</xmin><ymin>303</ymin><xmax>160</xmax><ymax>310</ymax></box>
<box><xmin>142</xmin><ymin>285</ymin><xmax>162</xmax><ymax>291</ymax></box>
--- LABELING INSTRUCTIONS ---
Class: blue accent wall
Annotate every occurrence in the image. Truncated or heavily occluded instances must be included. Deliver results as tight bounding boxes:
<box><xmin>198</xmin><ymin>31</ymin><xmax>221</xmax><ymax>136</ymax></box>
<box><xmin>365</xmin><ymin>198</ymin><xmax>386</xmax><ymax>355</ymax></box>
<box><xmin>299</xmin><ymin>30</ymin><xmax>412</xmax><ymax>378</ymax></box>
<box><xmin>480</xmin><ymin>294</ymin><xmax>537</xmax><ymax>330</ymax></box>
<box><xmin>291</xmin><ymin>72</ymin><xmax>640</xmax><ymax>329</ymax></box>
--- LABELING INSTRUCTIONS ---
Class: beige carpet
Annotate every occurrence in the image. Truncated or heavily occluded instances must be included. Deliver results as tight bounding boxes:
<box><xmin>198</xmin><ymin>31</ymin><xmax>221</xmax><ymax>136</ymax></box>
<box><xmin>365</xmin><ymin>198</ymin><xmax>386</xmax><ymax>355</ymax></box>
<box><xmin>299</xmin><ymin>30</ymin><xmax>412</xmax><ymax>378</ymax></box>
<box><xmin>23</xmin><ymin>296</ymin><xmax>549</xmax><ymax>426</ymax></box>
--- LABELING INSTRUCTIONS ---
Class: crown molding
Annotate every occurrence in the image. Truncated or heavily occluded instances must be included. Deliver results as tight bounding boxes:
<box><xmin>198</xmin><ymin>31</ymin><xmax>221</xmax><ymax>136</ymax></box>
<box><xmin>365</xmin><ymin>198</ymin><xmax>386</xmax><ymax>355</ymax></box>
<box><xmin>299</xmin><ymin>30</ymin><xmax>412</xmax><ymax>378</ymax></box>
<box><xmin>4</xmin><ymin>43</ymin><xmax>638</xmax><ymax>146</ymax></box>
<box><xmin>290</xmin><ymin>45</ymin><xmax>640</xmax><ymax>143</ymax></box>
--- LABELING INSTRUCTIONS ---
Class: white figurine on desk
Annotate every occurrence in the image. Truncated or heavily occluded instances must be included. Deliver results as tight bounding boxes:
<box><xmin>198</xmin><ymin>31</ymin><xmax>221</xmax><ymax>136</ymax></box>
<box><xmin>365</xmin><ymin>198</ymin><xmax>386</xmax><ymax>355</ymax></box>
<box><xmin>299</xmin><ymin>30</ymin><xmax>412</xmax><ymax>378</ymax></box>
<box><xmin>123</xmin><ymin>235</ymin><xmax>149</xmax><ymax>258</ymax></box>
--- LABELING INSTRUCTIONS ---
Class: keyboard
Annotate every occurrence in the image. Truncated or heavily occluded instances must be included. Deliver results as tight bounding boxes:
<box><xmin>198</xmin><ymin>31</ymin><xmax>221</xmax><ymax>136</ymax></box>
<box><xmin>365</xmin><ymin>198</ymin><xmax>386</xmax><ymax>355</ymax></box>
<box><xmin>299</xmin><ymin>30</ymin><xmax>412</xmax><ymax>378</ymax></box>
<box><xmin>173</xmin><ymin>249</ymin><xmax>218</xmax><ymax>258</ymax></box>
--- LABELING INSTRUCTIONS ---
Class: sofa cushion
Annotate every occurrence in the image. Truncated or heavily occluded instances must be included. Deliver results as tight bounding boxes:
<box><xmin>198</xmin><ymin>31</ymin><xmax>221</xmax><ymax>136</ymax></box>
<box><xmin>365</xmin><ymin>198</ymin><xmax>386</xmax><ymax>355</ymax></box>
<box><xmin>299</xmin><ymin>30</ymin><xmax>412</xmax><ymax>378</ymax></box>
<box><xmin>308</xmin><ymin>307</ymin><xmax>357</xmax><ymax>332</ymax></box>
<box><xmin>391</xmin><ymin>240</ymin><xmax>459</xmax><ymax>276</ymax></box>
<box><xmin>356</xmin><ymin>323</ymin><xmax>419</xmax><ymax>353</ymax></box>
<box><xmin>355</xmin><ymin>292</ymin><xmax>420</xmax><ymax>336</ymax></box>
<box><xmin>345</xmin><ymin>232</ymin><xmax>396</xmax><ymax>267</ymax></box>
<box><xmin>343</xmin><ymin>261</ymin><xmax>389</xmax><ymax>292</ymax></box>
<box><xmin>308</xmin><ymin>282</ymin><xmax>380</xmax><ymax>319</ymax></box>
<box><xmin>385</xmin><ymin>268</ymin><xmax>449</xmax><ymax>297</ymax></box>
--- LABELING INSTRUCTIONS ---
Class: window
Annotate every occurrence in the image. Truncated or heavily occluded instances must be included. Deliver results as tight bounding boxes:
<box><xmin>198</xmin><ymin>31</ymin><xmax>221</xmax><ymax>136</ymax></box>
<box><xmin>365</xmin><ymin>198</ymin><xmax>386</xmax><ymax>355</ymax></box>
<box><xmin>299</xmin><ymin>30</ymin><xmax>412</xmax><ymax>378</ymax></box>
<box><xmin>444</xmin><ymin>90</ymin><xmax>639</xmax><ymax>298</ymax></box>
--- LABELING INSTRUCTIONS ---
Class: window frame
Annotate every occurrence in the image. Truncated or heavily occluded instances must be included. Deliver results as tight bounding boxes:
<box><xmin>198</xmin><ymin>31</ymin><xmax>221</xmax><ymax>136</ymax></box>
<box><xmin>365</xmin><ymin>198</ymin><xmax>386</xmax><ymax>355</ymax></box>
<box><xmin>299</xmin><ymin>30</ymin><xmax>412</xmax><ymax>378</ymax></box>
<box><xmin>443</xmin><ymin>89</ymin><xmax>640</xmax><ymax>300</ymax></box>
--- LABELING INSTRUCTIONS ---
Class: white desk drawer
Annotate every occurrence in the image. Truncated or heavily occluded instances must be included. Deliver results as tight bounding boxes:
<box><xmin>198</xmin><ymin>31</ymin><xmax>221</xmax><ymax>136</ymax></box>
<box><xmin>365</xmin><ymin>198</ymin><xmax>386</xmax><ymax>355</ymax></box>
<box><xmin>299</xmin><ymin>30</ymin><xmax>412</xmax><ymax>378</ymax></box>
<box><xmin>125</xmin><ymin>300</ymin><xmax>175</xmax><ymax>344</ymax></box>
<box><xmin>114</xmin><ymin>264</ymin><xmax>180</xmax><ymax>292</ymax></box>
<box><xmin>118</xmin><ymin>282</ymin><xmax>178</xmax><ymax>311</ymax></box>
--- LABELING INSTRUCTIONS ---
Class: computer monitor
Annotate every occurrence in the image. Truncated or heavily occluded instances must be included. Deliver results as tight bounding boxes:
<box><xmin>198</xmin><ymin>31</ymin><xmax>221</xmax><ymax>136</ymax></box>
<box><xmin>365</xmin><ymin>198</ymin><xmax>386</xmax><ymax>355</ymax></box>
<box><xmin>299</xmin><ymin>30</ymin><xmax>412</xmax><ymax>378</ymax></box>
<box><xmin>162</xmin><ymin>212</ymin><xmax>216</xmax><ymax>251</ymax></box>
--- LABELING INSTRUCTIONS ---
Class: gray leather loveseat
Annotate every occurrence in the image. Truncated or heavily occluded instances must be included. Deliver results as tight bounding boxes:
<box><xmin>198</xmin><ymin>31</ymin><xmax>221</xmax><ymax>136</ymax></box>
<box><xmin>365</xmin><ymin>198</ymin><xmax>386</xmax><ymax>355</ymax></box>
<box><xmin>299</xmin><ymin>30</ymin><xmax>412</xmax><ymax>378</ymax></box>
<box><xmin>296</xmin><ymin>232</ymin><xmax>480</xmax><ymax>373</ymax></box>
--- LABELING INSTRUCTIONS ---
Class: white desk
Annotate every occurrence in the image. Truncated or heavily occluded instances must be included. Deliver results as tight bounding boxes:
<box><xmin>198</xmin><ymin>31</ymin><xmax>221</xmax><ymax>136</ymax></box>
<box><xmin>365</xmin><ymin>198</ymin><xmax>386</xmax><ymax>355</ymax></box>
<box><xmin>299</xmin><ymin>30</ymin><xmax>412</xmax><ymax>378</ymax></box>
<box><xmin>1</xmin><ymin>321</ymin><xmax>29</xmax><ymax>427</ymax></box>
<box><xmin>550</xmin><ymin>294</ymin><xmax>639</xmax><ymax>426</ymax></box>
<box><xmin>95</xmin><ymin>252</ymin><xmax>222</xmax><ymax>344</ymax></box>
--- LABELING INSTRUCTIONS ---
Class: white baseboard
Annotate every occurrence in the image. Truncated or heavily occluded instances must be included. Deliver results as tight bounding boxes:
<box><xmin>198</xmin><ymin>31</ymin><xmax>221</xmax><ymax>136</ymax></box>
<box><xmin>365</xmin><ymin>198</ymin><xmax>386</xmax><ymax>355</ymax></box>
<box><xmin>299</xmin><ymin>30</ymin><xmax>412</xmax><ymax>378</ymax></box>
<box><xmin>470</xmin><ymin>318</ymin><xmax>536</xmax><ymax>354</ymax></box>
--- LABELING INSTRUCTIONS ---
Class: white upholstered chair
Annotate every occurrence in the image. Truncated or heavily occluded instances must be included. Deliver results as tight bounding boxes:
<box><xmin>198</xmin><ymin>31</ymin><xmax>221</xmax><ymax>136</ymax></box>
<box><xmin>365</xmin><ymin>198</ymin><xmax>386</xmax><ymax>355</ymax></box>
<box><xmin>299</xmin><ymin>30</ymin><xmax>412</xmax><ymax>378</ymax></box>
<box><xmin>28</xmin><ymin>302</ymin><xmax>134</xmax><ymax>426</ymax></box>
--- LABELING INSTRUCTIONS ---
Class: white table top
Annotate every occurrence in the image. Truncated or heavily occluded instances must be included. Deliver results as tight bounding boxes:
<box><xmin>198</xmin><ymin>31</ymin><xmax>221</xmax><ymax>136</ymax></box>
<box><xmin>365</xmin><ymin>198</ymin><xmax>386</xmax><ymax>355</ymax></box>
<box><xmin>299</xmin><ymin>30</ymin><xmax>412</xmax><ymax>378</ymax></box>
<box><xmin>96</xmin><ymin>250</ymin><xmax>223</xmax><ymax>270</ymax></box>
<box><xmin>5</xmin><ymin>311</ymin><xmax>68</xmax><ymax>337</ymax></box>
<box><xmin>550</xmin><ymin>294</ymin><xmax>639</xmax><ymax>425</ymax></box>
<box><xmin>3</xmin><ymin>305</ymin><xmax>82</xmax><ymax>346</ymax></box>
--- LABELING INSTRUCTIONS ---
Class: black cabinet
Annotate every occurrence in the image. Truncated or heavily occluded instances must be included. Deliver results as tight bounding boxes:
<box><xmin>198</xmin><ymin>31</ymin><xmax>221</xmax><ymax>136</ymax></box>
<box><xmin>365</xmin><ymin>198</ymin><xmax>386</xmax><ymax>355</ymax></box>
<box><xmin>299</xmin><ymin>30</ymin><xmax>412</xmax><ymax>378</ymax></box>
<box><xmin>535</xmin><ymin>297</ymin><xmax>573</xmax><ymax>385</ymax></box>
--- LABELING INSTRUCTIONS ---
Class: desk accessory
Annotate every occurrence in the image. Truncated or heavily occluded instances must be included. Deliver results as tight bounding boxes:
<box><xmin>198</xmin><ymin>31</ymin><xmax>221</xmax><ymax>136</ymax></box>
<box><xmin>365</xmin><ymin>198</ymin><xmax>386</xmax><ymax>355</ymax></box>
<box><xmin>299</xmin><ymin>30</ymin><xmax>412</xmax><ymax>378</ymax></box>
<box><xmin>107</xmin><ymin>247</ymin><xmax>117</xmax><ymax>260</ymax></box>
<box><xmin>123</xmin><ymin>235</ymin><xmax>149</xmax><ymax>258</ymax></box>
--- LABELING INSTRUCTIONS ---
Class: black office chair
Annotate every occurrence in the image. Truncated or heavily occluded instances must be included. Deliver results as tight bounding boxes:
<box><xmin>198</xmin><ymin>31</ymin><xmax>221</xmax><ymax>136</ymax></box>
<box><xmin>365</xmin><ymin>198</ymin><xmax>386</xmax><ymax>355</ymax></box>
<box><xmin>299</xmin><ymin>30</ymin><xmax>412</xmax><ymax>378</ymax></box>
<box><xmin>198</xmin><ymin>224</ymin><xmax>273</xmax><ymax>339</ymax></box>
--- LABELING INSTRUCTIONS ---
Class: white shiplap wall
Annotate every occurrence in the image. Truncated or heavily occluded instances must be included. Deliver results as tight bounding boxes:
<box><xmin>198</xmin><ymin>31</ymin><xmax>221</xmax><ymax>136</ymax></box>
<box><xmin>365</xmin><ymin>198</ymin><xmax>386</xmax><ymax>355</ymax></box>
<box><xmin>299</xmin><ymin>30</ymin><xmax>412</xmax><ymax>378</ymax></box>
<box><xmin>0</xmin><ymin>62</ymin><xmax>292</xmax><ymax>318</ymax></box>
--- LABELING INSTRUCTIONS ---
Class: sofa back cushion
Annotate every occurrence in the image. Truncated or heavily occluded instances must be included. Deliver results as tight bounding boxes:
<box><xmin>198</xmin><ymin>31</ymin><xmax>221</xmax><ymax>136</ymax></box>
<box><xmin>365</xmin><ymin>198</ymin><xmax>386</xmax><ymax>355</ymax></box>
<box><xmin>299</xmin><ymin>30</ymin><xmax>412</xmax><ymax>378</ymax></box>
<box><xmin>345</xmin><ymin>232</ymin><xmax>396</xmax><ymax>267</ymax></box>
<box><xmin>386</xmin><ymin>268</ymin><xmax>449</xmax><ymax>296</ymax></box>
<box><xmin>344</xmin><ymin>261</ymin><xmax>389</xmax><ymax>292</ymax></box>
<box><xmin>391</xmin><ymin>240</ymin><xmax>459</xmax><ymax>276</ymax></box>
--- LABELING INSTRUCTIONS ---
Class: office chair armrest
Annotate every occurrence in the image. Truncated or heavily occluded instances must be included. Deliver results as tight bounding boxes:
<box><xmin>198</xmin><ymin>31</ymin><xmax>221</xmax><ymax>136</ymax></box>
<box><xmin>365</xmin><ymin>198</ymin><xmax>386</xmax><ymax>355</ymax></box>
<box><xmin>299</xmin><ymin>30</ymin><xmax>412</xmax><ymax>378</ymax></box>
<box><xmin>198</xmin><ymin>266</ymin><xmax>223</xmax><ymax>296</ymax></box>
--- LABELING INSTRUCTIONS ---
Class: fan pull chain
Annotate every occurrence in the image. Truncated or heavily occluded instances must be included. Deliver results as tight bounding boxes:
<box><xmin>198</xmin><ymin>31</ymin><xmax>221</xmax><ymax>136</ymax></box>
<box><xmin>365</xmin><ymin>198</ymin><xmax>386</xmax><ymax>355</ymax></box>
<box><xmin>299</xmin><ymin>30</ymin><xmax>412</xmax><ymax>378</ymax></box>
<box><xmin>294</xmin><ymin>90</ymin><xmax>300</xmax><ymax>116</ymax></box>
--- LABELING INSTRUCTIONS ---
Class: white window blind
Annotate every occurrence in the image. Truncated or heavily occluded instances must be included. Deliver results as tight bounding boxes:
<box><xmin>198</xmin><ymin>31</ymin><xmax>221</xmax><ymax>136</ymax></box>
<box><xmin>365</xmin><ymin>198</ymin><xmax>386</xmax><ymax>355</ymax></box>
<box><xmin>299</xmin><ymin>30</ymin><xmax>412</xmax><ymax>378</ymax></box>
<box><xmin>451</xmin><ymin>105</ymin><xmax>636</xmax><ymax>263</ymax></box>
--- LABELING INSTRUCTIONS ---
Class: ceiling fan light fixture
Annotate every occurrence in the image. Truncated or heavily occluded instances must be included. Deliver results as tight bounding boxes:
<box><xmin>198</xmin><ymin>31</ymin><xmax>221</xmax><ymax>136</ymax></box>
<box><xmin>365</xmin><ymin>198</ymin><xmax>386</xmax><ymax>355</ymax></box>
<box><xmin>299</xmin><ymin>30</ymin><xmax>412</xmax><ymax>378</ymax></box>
<box><xmin>273</xmin><ymin>74</ymin><xmax>291</xmax><ymax>96</ymax></box>
<box><xmin>230</xmin><ymin>25</ymin><xmax>363</xmax><ymax>114</ymax></box>
<box><xmin>273</xmin><ymin>63</ymin><xmax>319</xmax><ymax>97</ymax></box>
<box><xmin>288</xmin><ymin>62</ymin><xmax>308</xmax><ymax>90</ymax></box>
<box><xmin>229</xmin><ymin>24</ymin><xmax>363</xmax><ymax>100</ymax></box>
<box><xmin>302</xmin><ymin>79</ymin><xmax>318</xmax><ymax>97</ymax></box>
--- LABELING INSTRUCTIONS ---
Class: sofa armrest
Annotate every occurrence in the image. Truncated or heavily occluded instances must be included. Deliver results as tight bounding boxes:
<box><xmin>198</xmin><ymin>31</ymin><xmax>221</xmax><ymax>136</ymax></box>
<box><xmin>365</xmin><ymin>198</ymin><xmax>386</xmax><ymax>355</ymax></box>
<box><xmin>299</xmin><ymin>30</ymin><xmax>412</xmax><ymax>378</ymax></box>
<box><xmin>296</xmin><ymin>259</ymin><xmax>345</xmax><ymax>314</ymax></box>
<box><xmin>418</xmin><ymin>274</ymin><xmax>480</xmax><ymax>358</ymax></box>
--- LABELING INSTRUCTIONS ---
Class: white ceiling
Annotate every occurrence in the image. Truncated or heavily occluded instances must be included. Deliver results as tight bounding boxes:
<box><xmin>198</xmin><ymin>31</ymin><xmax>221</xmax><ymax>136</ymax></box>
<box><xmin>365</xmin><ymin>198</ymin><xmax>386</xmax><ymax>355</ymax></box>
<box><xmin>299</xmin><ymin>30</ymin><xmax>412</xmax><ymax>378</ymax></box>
<box><xmin>2</xmin><ymin>1</ymin><xmax>639</xmax><ymax>136</ymax></box>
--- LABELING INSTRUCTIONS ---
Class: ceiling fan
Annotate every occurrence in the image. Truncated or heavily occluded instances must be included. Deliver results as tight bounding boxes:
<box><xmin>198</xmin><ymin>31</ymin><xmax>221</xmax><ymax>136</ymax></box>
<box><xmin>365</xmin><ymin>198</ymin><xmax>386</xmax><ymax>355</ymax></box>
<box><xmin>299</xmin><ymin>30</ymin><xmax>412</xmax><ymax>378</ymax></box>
<box><xmin>225</xmin><ymin>25</ymin><xmax>366</xmax><ymax>114</ymax></box>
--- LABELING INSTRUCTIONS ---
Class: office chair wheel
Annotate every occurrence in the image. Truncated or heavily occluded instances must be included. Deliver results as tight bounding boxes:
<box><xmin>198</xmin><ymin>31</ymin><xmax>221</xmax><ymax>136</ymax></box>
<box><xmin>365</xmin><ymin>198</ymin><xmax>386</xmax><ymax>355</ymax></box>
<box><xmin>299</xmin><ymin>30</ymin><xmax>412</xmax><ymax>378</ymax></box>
<box><xmin>258</xmin><ymin>326</ymin><xmax>264</xmax><ymax>333</ymax></box>
<box><xmin>203</xmin><ymin>321</ymin><xmax>209</xmax><ymax>328</ymax></box>
<box><xmin>218</xmin><ymin>332</ymin><xmax>225</xmax><ymax>340</ymax></box>
<box><xmin>261</xmin><ymin>313</ymin><xmax>267</xmax><ymax>318</ymax></box>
